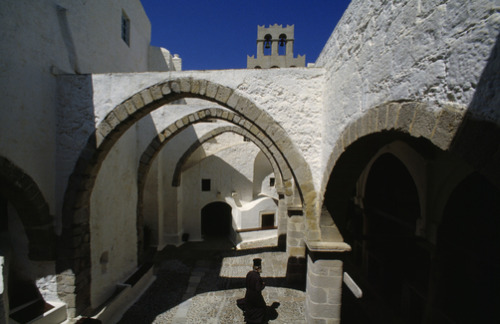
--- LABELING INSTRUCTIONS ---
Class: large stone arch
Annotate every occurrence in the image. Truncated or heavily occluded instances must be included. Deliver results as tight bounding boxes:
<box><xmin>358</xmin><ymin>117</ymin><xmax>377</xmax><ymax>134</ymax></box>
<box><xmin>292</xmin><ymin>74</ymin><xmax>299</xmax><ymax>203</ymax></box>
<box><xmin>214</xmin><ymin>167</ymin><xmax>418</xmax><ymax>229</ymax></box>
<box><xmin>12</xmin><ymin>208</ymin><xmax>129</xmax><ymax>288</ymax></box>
<box><xmin>60</xmin><ymin>77</ymin><xmax>317</xmax><ymax>315</ymax></box>
<box><xmin>319</xmin><ymin>101</ymin><xmax>468</xmax><ymax>208</ymax></box>
<box><xmin>170</xmin><ymin>124</ymin><xmax>281</xmax><ymax>188</ymax></box>
<box><xmin>136</xmin><ymin>111</ymin><xmax>285</xmax><ymax>258</ymax></box>
<box><xmin>0</xmin><ymin>156</ymin><xmax>55</xmax><ymax>261</ymax></box>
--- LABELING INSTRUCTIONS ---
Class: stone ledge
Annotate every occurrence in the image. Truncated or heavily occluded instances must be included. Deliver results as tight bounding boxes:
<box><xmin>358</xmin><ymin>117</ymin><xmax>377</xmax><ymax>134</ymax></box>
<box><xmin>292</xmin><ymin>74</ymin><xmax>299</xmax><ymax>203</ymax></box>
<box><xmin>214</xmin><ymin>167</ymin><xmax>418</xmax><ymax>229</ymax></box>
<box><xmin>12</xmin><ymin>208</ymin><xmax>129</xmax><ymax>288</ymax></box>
<box><xmin>305</xmin><ymin>240</ymin><xmax>351</xmax><ymax>253</ymax></box>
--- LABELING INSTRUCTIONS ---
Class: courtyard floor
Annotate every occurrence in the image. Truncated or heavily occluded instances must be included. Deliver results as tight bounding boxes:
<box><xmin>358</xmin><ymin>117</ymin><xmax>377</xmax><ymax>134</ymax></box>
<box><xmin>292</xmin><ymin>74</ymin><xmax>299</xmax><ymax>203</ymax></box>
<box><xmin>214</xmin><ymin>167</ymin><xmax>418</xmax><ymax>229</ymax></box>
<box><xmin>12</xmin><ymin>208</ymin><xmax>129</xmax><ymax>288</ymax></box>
<box><xmin>118</xmin><ymin>238</ymin><xmax>306</xmax><ymax>324</ymax></box>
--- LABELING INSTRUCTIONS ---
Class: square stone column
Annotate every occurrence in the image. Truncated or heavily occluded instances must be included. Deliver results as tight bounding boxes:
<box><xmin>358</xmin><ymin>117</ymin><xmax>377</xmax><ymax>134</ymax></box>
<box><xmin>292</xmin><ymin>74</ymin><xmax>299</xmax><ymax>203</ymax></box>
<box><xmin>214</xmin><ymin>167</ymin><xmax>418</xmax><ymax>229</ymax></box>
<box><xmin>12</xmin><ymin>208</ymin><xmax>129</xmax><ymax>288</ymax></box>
<box><xmin>306</xmin><ymin>255</ymin><xmax>342</xmax><ymax>323</ymax></box>
<box><xmin>277</xmin><ymin>194</ymin><xmax>288</xmax><ymax>249</ymax></box>
<box><xmin>304</xmin><ymin>241</ymin><xmax>351</xmax><ymax>324</ymax></box>
<box><xmin>286</xmin><ymin>210</ymin><xmax>306</xmax><ymax>284</ymax></box>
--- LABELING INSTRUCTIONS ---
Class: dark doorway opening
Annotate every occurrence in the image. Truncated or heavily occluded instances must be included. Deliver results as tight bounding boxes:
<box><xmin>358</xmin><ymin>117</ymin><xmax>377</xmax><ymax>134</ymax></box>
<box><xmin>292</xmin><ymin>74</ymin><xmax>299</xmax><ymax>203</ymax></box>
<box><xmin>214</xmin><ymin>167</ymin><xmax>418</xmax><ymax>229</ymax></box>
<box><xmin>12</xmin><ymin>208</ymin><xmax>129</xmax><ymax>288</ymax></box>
<box><xmin>434</xmin><ymin>173</ymin><xmax>500</xmax><ymax>323</ymax></box>
<box><xmin>201</xmin><ymin>202</ymin><xmax>232</xmax><ymax>238</ymax></box>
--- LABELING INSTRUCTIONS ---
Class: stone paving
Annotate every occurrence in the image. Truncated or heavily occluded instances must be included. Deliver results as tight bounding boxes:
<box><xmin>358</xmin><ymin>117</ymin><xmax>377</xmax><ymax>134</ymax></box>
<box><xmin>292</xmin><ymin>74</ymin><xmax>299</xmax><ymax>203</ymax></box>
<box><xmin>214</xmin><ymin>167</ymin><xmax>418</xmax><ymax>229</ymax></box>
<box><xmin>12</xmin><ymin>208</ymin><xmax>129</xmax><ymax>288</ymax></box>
<box><xmin>118</xmin><ymin>238</ymin><xmax>306</xmax><ymax>323</ymax></box>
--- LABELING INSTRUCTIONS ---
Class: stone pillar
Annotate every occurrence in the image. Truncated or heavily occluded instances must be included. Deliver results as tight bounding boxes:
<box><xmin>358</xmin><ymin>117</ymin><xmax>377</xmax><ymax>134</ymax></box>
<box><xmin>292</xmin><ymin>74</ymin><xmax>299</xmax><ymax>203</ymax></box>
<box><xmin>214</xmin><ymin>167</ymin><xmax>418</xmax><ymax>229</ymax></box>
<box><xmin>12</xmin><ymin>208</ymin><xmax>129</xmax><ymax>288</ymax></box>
<box><xmin>277</xmin><ymin>194</ymin><xmax>287</xmax><ymax>249</ymax></box>
<box><xmin>257</xmin><ymin>41</ymin><xmax>264</xmax><ymax>58</ymax></box>
<box><xmin>306</xmin><ymin>251</ymin><xmax>344</xmax><ymax>324</ymax></box>
<box><xmin>286</xmin><ymin>210</ymin><xmax>306</xmax><ymax>284</ymax></box>
<box><xmin>271</xmin><ymin>39</ymin><xmax>278</xmax><ymax>56</ymax></box>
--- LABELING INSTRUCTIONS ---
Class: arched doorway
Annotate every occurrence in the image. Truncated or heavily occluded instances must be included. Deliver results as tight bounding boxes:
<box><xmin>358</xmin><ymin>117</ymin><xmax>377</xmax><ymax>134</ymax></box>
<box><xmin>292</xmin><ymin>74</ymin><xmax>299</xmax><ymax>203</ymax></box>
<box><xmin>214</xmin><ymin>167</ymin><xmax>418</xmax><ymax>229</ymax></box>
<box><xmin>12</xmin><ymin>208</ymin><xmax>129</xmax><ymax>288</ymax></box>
<box><xmin>201</xmin><ymin>202</ymin><xmax>232</xmax><ymax>238</ymax></box>
<box><xmin>433</xmin><ymin>173</ymin><xmax>500</xmax><ymax>323</ymax></box>
<box><xmin>360</xmin><ymin>153</ymin><xmax>428</xmax><ymax>323</ymax></box>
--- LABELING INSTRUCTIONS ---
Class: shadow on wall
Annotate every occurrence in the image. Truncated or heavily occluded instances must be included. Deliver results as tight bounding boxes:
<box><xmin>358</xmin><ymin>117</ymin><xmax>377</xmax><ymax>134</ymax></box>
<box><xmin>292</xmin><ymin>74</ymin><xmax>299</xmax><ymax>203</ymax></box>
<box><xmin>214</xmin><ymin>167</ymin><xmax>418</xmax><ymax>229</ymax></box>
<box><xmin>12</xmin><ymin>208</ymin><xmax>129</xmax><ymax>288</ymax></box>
<box><xmin>56</xmin><ymin>74</ymin><xmax>96</xmax><ymax>314</ymax></box>
<box><xmin>450</xmin><ymin>31</ymin><xmax>500</xmax><ymax>187</ymax></box>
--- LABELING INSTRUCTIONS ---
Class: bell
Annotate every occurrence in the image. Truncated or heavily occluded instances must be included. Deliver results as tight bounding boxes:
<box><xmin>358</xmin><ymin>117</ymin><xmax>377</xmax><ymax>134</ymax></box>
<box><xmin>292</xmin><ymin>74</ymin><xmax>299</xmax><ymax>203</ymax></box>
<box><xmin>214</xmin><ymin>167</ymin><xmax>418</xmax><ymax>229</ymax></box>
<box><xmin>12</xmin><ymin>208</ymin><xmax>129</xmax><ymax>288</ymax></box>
<box><xmin>264</xmin><ymin>41</ymin><xmax>270</xmax><ymax>49</ymax></box>
<box><xmin>279</xmin><ymin>39</ymin><xmax>285</xmax><ymax>47</ymax></box>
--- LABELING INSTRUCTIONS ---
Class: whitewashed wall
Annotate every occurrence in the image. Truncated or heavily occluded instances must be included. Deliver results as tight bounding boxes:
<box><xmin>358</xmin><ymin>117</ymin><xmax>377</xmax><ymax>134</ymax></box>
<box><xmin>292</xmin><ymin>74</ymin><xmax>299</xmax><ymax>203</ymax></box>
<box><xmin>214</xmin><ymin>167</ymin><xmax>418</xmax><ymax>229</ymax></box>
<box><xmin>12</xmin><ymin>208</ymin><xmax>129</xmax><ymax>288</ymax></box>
<box><xmin>0</xmin><ymin>0</ymin><xmax>154</xmax><ymax>223</ymax></box>
<box><xmin>316</xmin><ymin>0</ymin><xmax>500</xmax><ymax>184</ymax></box>
<box><xmin>180</xmin><ymin>139</ymin><xmax>261</xmax><ymax>241</ymax></box>
<box><xmin>90</xmin><ymin>127</ymin><xmax>138</xmax><ymax>308</ymax></box>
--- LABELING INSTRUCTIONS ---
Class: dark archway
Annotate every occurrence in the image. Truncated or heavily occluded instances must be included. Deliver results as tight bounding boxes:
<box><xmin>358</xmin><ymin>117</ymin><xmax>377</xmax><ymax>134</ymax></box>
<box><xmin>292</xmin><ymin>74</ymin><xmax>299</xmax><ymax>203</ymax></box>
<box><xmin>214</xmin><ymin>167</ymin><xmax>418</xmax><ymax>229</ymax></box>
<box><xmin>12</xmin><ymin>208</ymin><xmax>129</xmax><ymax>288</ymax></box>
<box><xmin>360</xmin><ymin>153</ymin><xmax>427</xmax><ymax>323</ymax></box>
<box><xmin>201</xmin><ymin>202</ymin><xmax>232</xmax><ymax>238</ymax></box>
<box><xmin>432</xmin><ymin>173</ymin><xmax>500</xmax><ymax>323</ymax></box>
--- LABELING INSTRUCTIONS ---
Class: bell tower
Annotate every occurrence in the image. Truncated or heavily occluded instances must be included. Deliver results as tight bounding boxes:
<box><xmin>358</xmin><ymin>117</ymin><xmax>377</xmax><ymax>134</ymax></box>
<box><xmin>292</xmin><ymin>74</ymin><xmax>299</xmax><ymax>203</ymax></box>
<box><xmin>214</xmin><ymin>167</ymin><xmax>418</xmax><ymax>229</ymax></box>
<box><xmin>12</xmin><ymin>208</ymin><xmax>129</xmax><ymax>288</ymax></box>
<box><xmin>247</xmin><ymin>24</ymin><xmax>305</xmax><ymax>69</ymax></box>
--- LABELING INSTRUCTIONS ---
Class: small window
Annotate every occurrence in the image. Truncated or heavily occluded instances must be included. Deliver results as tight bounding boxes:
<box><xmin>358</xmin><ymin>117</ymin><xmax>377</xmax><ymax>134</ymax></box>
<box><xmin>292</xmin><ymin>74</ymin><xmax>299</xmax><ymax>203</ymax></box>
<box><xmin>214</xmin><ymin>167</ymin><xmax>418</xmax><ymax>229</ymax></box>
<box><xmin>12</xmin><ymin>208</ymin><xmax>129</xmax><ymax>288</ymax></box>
<box><xmin>269</xmin><ymin>177</ymin><xmax>275</xmax><ymax>187</ymax></box>
<box><xmin>121</xmin><ymin>11</ymin><xmax>130</xmax><ymax>46</ymax></box>
<box><xmin>201</xmin><ymin>179</ymin><xmax>211</xmax><ymax>191</ymax></box>
<box><xmin>261</xmin><ymin>213</ymin><xmax>275</xmax><ymax>229</ymax></box>
<box><xmin>244</xmin><ymin>136</ymin><xmax>250</xmax><ymax>142</ymax></box>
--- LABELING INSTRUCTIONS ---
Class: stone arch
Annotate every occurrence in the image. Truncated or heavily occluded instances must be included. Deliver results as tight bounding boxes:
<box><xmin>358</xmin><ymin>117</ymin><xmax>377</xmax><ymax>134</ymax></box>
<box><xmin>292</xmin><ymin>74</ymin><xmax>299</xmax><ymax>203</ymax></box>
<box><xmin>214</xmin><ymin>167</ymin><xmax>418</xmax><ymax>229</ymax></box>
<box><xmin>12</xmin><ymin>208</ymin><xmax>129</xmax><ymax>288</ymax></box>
<box><xmin>319</xmin><ymin>101</ymin><xmax>467</xmax><ymax>209</ymax></box>
<box><xmin>61</xmin><ymin>77</ymin><xmax>315</xmax><ymax>314</ymax></box>
<box><xmin>0</xmin><ymin>156</ymin><xmax>55</xmax><ymax>261</ymax></box>
<box><xmin>356</xmin><ymin>141</ymin><xmax>428</xmax><ymax>225</ymax></box>
<box><xmin>137</xmin><ymin>115</ymin><xmax>285</xmax><ymax>257</ymax></box>
<box><xmin>170</xmin><ymin>125</ymin><xmax>281</xmax><ymax>188</ymax></box>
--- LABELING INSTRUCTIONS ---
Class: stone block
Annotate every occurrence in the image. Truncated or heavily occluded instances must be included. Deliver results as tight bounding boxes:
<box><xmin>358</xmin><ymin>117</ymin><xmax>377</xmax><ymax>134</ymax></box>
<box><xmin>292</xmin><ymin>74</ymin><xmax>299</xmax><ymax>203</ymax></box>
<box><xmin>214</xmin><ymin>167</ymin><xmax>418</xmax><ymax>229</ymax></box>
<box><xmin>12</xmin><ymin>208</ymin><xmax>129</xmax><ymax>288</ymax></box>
<box><xmin>161</xmin><ymin>83</ymin><xmax>171</xmax><ymax>95</ymax></box>
<box><xmin>327</xmin><ymin>289</ymin><xmax>342</xmax><ymax>305</ymax></box>
<box><xmin>377</xmin><ymin>104</ymin><xmax>387</xmax><ymax>130</ymax></box>
<box><xmin>226</xmin><ymin>111</ymin><xmax>235</xmax><ymax>121</ymax></box>
<box><xmin>307</xmin><ymin>299</ymin><xmax>341</xmax><ymax>320</ymax></box>
<box><xmin>386</xmin><ymin>102</ymin><xmax>401</xmax><ymax>129</ymax></box>
<box><xmin>113</xmin><ymin>104</ymin><xmax>129</xmax><ymax>122</ymax></box>
<box><xmin>234</xmin><ymin>96</ymin><xmax>251</xmax><ymax>117</ymax></box>
<box><xmin>180</xmin><ymin>78</ymin><xmax>192</xmax><ymax>92</ymax></box>
<box><xmin>198</xmin><ymin>80</ymin><xmax>208</xmax><ymax>95</ymax></box>
<box><xmin>122</xmin><ymin>99</ymin><xmax>137</xmax><ymax>115</ymax></box>
<box><xmin>131</xmin><ymin>92</ymin><xmax>145</xmax><ymax>109</ymax></box>
<box><xmin>307</xmin><ymin>283</ymin><xmax>328</xmax><ymax>304</ymax></box>
<box><xmin>308</xmin><ymin>272</ymin><xmax>342</xmax><ymax>289</ymax></box>
<box><xmin>98</xmin><ymin>120</ymin><xmax>113</xmax><ymax>138</ymax></box>
<box><xmin>254</xmin><ymin>111</ymin><xmax>273</xmax><ymax>131</ymax></box>
<box><xmin>432</xmin><ymin>106</ymin><xmax>464</xmax><ymax>150</ymax></box>
<box><xmin>140</xmin><ymin>89</ymin><xmax>153</xmax><ymax>106</ymax></box>
<box><xmin>215</xmin><ymin>85</ymin><xmax>232</xmax><ymax>103</ymax></box>
<box><xmin>205</xmin><ymin>82</ymin><xmax>218</xmax><ymax>98</ymax></box>
<box><xmin>396</xmin><ymin>102</ymin><xmax>417</xmax><ymax>132</ymax></box>
<box><xmin>190</xmin><ymin>79</ymin><xmax>201</xmax><ymax>94</ymax></box>
<box><xmin>167</xmin><ymin>123</ymin><xmax>178</xmax><ymax>134</ymax></box>
<box><xmin>150</xmin><ymin>84</ymin><xmax>163</xmax><ymax>100</ymax></box>
<box><xmin>170</xmin><ymin>81</ymin><xmax>180</xmax><ymax>93</ymax></box>
<box><xmin>410</xmin><ymin>104</ymin><xmax>436</xmax><ymax>138</ymax></box>
<box><xmin>226</xmin><ymin>92</ymin><xmax>240</xmax><ymax>108</ymax></box>
<box><xmin>104</xmin><ymin>111</ymin><xmax>120</xmax><ymax>129</ymax></box>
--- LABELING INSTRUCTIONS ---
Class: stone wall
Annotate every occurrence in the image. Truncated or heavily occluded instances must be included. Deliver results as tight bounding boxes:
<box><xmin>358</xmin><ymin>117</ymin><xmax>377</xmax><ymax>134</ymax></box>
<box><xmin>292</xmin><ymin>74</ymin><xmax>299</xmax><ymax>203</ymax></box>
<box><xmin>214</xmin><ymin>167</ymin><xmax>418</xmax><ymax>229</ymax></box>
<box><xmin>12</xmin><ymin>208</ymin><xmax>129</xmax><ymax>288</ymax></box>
<box><xmin>316</xmin><ymin>0</ymin><xmax>500</xmax><ymax>192</ymax></box>
<box><xmin>0</xmin><ymin>0</ymin><xmax>155</xmax><ymax>222</ymax></box>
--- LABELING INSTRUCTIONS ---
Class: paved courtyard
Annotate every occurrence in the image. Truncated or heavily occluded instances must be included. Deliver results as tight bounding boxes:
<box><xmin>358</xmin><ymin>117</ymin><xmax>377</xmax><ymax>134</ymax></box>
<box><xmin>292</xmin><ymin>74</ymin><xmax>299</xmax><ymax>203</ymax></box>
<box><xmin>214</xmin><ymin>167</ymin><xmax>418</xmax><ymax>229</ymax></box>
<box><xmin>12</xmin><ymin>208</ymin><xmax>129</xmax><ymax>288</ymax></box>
<box><xmin>118</xmin><ymin>238</ymin><xmax>306</xmax><ymax>323</ymax></box>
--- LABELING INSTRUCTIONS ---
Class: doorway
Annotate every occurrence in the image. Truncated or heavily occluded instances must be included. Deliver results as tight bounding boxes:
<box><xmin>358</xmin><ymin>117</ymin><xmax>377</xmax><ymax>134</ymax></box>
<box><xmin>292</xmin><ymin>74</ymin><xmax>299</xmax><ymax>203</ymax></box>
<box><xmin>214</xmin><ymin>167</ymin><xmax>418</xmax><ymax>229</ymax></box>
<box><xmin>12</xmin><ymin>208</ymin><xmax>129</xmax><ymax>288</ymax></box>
<box><xmin>201</xmin><ymin>202</ymin><xmax>232</xmax><ymax>238</ymax></box>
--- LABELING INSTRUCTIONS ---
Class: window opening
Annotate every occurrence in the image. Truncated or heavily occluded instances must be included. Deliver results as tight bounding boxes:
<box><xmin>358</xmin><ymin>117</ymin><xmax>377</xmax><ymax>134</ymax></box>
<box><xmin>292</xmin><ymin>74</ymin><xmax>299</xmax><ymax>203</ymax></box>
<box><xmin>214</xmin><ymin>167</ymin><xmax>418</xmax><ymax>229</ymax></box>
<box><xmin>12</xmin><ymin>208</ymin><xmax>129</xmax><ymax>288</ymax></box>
<box><xmin>263</xmin><ymin>34</ymin><xmax>272</xmax><ymax>56</ymax></box>
<box><xmin>121</xmin><ymin>11</ymin><xmax>130</xmax><ymax>46</ymax></box>
<box><xmin>279</xmin><ymin>34</ymin><xmax>287</xmax><ymax>56</ymax></box>
<box><xmin>261</xmin><ymin>213</ymin><xmax>275</xmax><ymax>229</ymax></box>
<box><xmin>269</xmin><ymin>177</ymin><xmax>275</xmax><ymax>187</ymax></box>
<box><xmin>201</xmin><ymin>179</ymin><xmax>211</xmax><ymax>191</ymax></box>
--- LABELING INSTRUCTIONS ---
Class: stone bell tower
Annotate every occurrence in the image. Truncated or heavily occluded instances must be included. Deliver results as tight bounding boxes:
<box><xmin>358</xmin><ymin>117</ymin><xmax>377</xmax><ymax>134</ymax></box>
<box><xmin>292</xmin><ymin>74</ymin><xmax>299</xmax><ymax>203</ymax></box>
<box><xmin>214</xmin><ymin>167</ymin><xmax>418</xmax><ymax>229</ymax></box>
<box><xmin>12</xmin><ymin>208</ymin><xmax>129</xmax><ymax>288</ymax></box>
<box><xmin>247</xmin><ymin>24</ymin><xmax>305</xmax><ymax>69</ymax></box>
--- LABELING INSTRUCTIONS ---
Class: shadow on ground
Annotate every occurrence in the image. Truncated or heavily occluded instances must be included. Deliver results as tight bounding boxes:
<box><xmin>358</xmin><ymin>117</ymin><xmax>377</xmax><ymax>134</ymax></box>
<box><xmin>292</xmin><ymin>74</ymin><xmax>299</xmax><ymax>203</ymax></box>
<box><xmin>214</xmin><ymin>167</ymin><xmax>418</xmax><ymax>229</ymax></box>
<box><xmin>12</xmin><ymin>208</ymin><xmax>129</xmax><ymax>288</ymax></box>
<box><xmin>118</xmin><ymin>237</ymin><xmax>306</xmax><ymax>324</ymax></box>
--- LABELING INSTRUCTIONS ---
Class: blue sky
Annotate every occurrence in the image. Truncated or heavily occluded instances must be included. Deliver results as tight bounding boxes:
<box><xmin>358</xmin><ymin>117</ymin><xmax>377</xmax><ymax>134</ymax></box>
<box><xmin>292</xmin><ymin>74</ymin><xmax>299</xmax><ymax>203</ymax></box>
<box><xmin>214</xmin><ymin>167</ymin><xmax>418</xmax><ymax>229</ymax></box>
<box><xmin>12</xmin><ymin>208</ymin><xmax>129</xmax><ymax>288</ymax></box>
<box><xmin>140</xmin><ymin>0</ymin><xmax>351</xmax><ymax>71</ymax></box>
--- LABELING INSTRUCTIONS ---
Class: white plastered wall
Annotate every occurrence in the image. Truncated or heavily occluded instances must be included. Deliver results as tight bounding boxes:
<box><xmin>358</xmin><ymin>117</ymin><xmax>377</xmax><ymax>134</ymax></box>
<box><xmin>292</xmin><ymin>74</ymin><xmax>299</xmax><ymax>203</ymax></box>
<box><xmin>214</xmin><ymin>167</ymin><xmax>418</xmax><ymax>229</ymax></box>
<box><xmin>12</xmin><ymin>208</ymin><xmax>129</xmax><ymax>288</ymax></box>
<box><xmin>315</xmin><ymin>0</ymin><xmax>500</xmax><ymax>189</ymax></box>
<box><xmin>90</xmin><ymin>127</ymin><xmax>138</xmax><ymax>308</ymax></box>
<box><xmin>179</xmin><ymin>136</ymin><xmax>274</xmax><ymax>241</ymax></box>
